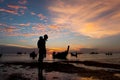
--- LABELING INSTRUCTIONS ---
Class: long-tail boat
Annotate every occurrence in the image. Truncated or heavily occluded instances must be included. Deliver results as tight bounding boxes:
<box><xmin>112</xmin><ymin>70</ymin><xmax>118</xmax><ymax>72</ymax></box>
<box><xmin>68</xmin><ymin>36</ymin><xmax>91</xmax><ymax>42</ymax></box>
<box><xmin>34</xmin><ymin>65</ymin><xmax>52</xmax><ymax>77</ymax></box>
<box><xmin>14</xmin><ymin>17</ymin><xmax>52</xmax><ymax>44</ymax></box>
<box><xmin>52</xmin><ymin>45</ymin><xmax>70</xmax><ymax>59</ymax></box>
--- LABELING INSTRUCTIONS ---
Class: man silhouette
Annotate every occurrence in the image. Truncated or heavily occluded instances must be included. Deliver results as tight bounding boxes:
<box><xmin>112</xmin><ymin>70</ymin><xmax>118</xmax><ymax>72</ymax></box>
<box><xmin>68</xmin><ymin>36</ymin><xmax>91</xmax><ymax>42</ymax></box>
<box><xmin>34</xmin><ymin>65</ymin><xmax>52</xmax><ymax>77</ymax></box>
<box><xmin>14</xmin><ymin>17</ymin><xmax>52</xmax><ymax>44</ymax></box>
<box><xmin>37</xmin><ymin>34</ymin><xmax>48</xmax><ymax>62</ymax></box>
<box><xmin>37</xmin><ymin>34</ymin><xmax>48</xmax><ymax>80</ymax></box>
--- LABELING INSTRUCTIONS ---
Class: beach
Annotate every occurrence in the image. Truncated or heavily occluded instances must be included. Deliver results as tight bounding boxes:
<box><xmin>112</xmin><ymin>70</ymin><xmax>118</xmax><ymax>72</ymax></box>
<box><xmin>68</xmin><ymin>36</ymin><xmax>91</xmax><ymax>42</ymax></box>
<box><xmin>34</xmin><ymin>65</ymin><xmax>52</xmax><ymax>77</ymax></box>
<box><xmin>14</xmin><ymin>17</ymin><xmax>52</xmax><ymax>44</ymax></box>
<box><xmin>0</xmin><ymin>60</ymin><xmax>120</xmax><ymax>80</ymax></box>
<box><xmin>0</xmin><ymin>53</ymin><xmax>120</xmax><ymax>80</ymax></box>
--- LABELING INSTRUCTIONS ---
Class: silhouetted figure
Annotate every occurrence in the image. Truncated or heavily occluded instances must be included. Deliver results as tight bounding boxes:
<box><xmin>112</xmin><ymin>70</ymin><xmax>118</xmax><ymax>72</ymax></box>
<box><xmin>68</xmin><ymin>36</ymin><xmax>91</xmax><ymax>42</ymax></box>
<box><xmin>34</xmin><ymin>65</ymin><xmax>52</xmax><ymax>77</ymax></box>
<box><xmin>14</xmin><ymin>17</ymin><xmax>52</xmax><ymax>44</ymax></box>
<box><xmin>52</xmin><ymin>45</ymin><xmax>70</xmax><ymax>59</ymax></box>
<box><xmin>37</xmin><ymin>34</ymin><xmax>48</xmax><ymax>80</ymax></box>
<box><xmin>30</xmin><ymin>51</ymin><xmax>37</xmax><ymax>59</ymax></box>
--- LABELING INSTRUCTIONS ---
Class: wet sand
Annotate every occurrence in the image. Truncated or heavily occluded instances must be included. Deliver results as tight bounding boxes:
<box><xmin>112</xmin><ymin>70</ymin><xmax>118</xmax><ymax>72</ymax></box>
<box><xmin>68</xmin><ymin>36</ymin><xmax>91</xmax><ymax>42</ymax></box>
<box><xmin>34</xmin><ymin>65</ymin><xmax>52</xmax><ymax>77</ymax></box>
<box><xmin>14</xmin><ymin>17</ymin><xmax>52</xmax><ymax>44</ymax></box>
<box><xmin>0</xmin><ymin>60</ymin><xmax>120</xmax><ymax>80</ymax></box>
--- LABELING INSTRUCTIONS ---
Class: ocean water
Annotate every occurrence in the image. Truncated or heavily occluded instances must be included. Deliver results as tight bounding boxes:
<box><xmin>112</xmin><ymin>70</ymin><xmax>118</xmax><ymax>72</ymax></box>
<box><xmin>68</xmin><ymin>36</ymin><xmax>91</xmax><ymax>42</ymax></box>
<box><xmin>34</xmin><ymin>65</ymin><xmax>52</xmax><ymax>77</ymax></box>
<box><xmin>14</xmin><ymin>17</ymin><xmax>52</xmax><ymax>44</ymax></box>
<box><xmin>0</xmin><ymin>53</ymin><xmax>120</xmax><ymax>64</ymax></box>
<box><xmin>0</xmin><ymin>53</ymin><xmax>120</xmax><ymax>80</ymax></box>
<box><xmin>68</xmin><ymin>53</ymin><xmax>120</xmax><ymax>64</ymax></box>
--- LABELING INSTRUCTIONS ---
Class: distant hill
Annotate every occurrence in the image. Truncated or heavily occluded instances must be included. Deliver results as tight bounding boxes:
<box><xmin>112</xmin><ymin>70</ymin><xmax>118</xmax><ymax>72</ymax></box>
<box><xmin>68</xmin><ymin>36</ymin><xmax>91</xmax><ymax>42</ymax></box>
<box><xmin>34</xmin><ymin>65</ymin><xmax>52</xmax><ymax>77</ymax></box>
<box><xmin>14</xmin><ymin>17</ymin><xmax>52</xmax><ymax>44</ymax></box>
<box><xmin>0</xmin><ymin>45</ymin><xmax>37</xmax><ymax>54</ymax></box>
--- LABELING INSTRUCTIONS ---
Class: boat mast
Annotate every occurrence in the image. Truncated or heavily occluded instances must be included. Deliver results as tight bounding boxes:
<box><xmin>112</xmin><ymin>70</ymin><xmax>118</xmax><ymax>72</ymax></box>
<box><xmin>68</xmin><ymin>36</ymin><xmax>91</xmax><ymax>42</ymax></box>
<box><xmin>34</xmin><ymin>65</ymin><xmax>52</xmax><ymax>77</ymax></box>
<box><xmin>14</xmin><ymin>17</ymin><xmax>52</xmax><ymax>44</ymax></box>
<box><xmin>66</xmin><ymin>45</ymin><xmax>70</xmax><ymax>53</ymax></box>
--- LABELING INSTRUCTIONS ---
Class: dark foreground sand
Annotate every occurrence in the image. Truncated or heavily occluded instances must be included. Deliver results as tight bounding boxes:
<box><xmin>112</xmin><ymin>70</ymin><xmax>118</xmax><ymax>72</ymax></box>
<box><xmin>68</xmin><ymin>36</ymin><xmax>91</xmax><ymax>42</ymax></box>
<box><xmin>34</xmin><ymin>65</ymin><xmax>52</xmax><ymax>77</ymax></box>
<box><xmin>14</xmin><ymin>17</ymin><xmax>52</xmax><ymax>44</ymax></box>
<box><xmin>0</xmin><ymin>60</ymin><xmax>120</xmax><ymax>80</ymax></box>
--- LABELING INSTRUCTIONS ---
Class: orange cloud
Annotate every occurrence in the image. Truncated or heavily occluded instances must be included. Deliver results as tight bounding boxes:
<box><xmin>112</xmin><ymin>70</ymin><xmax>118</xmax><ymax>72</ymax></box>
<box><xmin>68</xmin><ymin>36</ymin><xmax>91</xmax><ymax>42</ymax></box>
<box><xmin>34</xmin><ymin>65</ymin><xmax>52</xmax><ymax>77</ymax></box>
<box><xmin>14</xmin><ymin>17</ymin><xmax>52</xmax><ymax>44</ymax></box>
<box><xmin>31</xmin><ymin>12</ymin><xmax>36</xmax><ymax>15</ymax></box>
<box><xmin>80</xmin><ymin>23</ymin><xmax>120</xmax><ymax>38</ymax></box>
<box><xmin>22</xmin><ymin>33</ymin><xmax>39</xmax><ymax>37</ymax></box>
<box><xmin>8</xmin><ymin>5</ymin><xmax>27</xmax><ymax>10</ymax></box>
<box><xmin>18</xmin><ymin>0</ymin><xmax>27</xmax><ymax>4</ymax></box>
<box><xmin>0</xmin><ymin>23</ymin><xmax>20</xmax><ymax>33</ymax></box>
<box><xmin>32</xmin><ymin>23</ymin><xmax>46</xmax><ymax>31</ymax></box>
<box><xmin>7</xmin><ymin>32</ymin><xmax>40</xmax><ymax>37</ymax></box>
<box><xmin>5</xmin><ymin>27</ymin><xmax>17</xmax><ymax>32</ymax></box>
<box><xmin>111</xmin><ymin>11</ymin><xmax>120</xmax><ymax>19</ymax></box>
<box><xmin>0</xmin><ymin>8</ymin><xmax>18</xmax><ymax>15</ymax></box>
<box><xmin>31</xmin><ymin>23</ymin><xmax>69</xmax><ymax>40</ymax></box>
<box><xmin>0</xmin><ymin>23</ymin><xmax>7</xmax><ymax>26</ymax></box>
<box><xmin>49</xmin><ymin>25</ymin><xmax>58</xmax><ymax>29</ymax></box>
<box><xmin>37</xmin><ymin>13</ymin><xmax>46</xmax><ymax>20</ymax></box>
<box><xmin>1</xmin><ymin>23</ymin><xmax>63</xmax><ymax>38</ymax></box>
<box><xmin>7</xmin><ymin>5</ymin><xmax>27</xmax><ymax>15</ymax></box>
<box><xmin>30</xmin><ymin>12</ymin><xmax>47</xmax><ymax>22</ymax></box>
<box><xmin>0</xmin><ymin>5</ymin><xmax>27</xmax><ymax>15</ymax></box>
<box><xmin>4</xmin><ymin>23</ymin><xmax>47</xmax><ymax>37</ymax></box>
<box><xmin>16</xmin><ymin>23</ymin><xmax>30</xmax><ymax>27</ymax></box>
<box><xmin>48</xmin><ymin>0</ymin><xmax>120</xmax><ymax>38</ymax></box>
<box><xmin>4</xmin><ymin>43</ymin><xmax>32</xmax><ymax>48</ymax></box>
<box><xmin>1</xmin><ymin>21</ymin><xmax>68</xmax><ymax>43</ymax></box>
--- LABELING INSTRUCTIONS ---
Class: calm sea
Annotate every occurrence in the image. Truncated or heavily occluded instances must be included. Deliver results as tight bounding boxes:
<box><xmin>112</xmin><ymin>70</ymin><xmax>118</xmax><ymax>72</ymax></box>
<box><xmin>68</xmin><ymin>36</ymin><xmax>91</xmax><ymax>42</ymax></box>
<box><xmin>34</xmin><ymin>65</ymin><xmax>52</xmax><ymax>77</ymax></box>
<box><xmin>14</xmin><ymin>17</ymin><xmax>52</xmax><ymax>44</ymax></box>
<box><xmin>0</xmin><ymin>53</ymin><xmax>120</xmax><ymax>64</ymax></box>
<box><xmin>0</xmin><ymin>53</ymin><xmax>120</xmax><ymax>80</ymax></box>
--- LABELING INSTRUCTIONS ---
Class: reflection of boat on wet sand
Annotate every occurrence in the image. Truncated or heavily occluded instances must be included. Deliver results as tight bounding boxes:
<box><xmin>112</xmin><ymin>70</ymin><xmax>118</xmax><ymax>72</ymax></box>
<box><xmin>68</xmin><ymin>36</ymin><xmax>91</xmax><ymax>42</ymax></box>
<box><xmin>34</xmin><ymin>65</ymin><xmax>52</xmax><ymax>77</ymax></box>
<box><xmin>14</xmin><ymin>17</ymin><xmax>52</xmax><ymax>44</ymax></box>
<box><xmin>52</xmin><ymin>45</ymin><xmax>70</xmax><ymax>59</ymax></box>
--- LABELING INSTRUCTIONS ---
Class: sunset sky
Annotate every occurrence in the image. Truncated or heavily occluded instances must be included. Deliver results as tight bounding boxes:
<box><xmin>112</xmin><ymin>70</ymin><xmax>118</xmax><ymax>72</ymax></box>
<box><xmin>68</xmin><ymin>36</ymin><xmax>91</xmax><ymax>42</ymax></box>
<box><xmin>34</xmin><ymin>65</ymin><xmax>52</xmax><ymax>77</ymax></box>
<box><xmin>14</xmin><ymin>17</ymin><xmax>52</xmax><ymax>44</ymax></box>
<box><xmin>0</xmin><ymin>0</ymin><xmax>120</xmax><ymax>52</ymax></box>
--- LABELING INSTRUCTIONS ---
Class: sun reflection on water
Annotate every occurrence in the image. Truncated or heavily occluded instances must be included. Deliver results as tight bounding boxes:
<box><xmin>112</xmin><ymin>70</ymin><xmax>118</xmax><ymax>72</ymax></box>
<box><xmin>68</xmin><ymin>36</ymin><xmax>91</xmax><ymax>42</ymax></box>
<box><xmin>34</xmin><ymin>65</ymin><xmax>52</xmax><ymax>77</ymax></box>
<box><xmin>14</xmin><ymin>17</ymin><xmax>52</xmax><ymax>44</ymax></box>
<box><xmin>80</xmin><ymin>77</ymin><xmax>100</xmax><ymax>80</ymax></box>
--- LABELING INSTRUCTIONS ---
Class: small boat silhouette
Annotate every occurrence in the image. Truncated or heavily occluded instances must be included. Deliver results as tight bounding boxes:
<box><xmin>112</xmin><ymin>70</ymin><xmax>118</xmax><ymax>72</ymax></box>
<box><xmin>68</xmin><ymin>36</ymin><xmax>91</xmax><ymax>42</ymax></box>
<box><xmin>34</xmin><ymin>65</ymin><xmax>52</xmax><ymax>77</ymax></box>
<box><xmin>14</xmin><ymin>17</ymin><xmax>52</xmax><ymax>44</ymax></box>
<box><xmin>52</xmin><ymin>45</ymin><xmax>70</xmax><ymax>59</ymax></box>
<box><xmin>30</xmin><ymin>51</ymin><xmax>37</xmax><ymax>59</ymax></box>
<box><xmin>90</xmin><ymin>52</ymin><xmax>99</xmax><ymax>54</ymax></box>
<box><xmin>105</xmin><ymin>52</ymin><xmax>112</xmax><ymax>55</ymax></box>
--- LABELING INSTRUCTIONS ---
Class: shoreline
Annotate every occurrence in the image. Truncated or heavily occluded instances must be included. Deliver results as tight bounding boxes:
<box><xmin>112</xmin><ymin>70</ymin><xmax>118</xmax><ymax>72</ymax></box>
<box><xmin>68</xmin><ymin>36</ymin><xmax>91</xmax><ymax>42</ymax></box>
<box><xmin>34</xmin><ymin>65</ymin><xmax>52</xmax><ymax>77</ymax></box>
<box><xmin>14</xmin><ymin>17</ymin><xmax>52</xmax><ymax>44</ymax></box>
<box><xmin>0</xmin><ymin>60</ymin><xmax>120</xmax><ymax>70</ymax></box>
<box><xmin>0</xmin><ymin>60</ymin><xmax>120</xmax><ymax>80</ymax></box>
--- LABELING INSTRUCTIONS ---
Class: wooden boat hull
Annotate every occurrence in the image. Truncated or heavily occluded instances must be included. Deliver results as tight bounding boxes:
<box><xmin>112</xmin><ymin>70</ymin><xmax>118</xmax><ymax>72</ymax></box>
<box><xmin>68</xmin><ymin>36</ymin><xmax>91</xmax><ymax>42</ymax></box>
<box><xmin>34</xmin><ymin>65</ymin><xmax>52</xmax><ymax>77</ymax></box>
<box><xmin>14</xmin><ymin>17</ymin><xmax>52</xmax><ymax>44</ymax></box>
<box><xmin>52</xmin><ymin>45</ymin><xmax>70</xmax><ymax>59</ymax></box>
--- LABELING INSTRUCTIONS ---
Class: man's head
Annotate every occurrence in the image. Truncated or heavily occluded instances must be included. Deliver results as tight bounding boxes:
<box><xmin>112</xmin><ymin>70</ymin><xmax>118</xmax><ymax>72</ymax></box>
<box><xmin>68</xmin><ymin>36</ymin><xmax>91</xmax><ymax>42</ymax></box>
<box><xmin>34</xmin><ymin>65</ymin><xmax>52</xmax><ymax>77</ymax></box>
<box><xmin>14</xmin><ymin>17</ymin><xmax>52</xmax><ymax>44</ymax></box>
<box><xmin>44</xmin><ymin>34</ymin><xmax>48</xmax><ymax>41</ymax></box>
<box><xmin>39</xmin><ymin>36</ymin><xmax>43</xmax><ymax>40</ymax></box>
